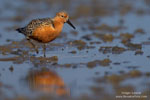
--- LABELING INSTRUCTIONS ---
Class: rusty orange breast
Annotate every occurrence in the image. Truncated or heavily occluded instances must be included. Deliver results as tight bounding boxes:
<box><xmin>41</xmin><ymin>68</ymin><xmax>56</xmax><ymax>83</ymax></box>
<box><xmin>32</xmin><ymin>23</ymin><xmax>63</xmax><ymax>43</ymax></box>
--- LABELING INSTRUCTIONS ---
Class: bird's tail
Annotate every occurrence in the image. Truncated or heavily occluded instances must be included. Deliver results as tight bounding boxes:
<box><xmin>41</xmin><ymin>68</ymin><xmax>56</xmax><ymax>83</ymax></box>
<box><xmin>16</xmin><ymin>27</ymin><xmax>25</xmax><ymax>33</ymax></box>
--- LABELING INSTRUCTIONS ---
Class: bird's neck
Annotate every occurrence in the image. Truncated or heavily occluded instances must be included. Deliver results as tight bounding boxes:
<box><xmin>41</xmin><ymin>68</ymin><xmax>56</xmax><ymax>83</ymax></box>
<box><xmin>52</xmin><ymin>18</ymin><xmax>64</xmax><ymax>34</ymax></box>
<box><xmin>53</xmin><ymin>18</ymin><xmax>64</xmax><ymax>31</ymax></box>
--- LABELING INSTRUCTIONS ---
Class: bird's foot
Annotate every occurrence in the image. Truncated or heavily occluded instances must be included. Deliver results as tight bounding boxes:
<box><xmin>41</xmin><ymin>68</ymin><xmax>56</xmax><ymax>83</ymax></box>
<box><xmin>35</xmin><ymin>48</ymin><xmax>39</xmax><ymax>54</ymax></box>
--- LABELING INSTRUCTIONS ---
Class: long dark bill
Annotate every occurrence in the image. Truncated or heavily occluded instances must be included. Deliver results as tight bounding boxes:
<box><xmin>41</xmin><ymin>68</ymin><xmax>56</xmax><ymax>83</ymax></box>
<box><xmin>67</xmin><ymin>19</ymin><xmax>76</xmax><ymax>29</ymax></box>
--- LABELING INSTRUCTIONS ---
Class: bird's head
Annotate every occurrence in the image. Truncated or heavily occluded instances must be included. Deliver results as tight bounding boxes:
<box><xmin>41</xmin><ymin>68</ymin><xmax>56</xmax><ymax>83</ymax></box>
<box><xmin>55</xmin><ymin>11</ymin><xmax>76</xmax><ymax>29</ymax></box>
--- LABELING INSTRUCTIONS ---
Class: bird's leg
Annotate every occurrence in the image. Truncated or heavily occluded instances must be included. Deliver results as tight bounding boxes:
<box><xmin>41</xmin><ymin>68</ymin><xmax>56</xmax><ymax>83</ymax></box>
<box><xmin>26</xmin><ymin>37</ymin><xmax>39</xmax><ymax>54</ymax></box>
<box><xmin>43</xmin><ymin>43</ymin><xmax>47</xmax><ymax>57</ymax></box>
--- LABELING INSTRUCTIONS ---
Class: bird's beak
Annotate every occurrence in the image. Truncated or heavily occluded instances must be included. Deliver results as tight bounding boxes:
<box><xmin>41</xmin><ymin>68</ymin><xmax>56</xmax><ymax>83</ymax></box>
<box><xmin>67</xmin><ymin>19</ymin><xmax>76</xmax><ymax>29</ymax></box>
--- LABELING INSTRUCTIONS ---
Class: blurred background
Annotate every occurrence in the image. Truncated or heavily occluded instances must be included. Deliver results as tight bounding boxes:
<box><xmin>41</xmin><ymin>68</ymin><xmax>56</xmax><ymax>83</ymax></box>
<box><xmin>0</xmin><ymin>0</ymin><xmax>150</xmax><ymax>100</ymax></box>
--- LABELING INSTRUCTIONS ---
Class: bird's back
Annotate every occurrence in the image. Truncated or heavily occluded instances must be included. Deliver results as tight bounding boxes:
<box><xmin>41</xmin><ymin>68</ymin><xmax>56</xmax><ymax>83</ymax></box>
<box><xmin>16</xmin><ymin>18</ymin><xmax>54</xmax><ymax>36</ymax></box>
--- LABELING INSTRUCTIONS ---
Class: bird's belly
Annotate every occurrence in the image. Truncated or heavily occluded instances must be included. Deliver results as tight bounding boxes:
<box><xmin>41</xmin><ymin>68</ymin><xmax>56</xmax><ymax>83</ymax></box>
<box><xmin>32</xmin><ymin>26</ymin><xmax>60</xmax><ymax>43</ymax></box>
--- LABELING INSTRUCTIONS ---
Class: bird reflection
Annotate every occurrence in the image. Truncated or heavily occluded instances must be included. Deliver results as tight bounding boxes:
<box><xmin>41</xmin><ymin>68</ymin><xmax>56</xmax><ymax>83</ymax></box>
<box><xmin>26</xmin><ymin>69</ymin><xmax>69</xmax><ymax>96</ymax></box>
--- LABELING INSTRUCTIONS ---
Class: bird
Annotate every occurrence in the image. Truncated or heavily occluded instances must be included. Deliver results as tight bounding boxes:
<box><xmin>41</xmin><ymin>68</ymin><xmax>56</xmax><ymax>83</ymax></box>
<box><xmin>16</xmin><ymin>11</ymin><xmax>76</xmax><ymax>57</ymax></box>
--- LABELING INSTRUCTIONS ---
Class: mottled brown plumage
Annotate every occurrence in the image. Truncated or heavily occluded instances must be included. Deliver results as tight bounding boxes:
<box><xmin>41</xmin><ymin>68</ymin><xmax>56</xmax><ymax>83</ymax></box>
<box><xmin>16</xmin><ymin>11</ymin><xmax>75</xmax><ymax>57</ymax></box>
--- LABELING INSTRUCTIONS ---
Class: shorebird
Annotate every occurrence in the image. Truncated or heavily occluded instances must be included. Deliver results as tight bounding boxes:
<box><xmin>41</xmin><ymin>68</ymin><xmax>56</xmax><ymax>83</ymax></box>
<box><xmin>16</xmin><ymin>11</ymin><xmax>75</xmax><ymax>57</ymax></box>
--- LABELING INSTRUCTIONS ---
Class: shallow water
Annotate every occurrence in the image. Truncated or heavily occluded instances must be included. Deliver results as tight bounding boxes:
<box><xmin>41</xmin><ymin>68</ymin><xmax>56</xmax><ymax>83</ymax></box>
<box><xmin>0</xmin><ymin>0</ymin><xmax>150</xmax><ymax>100</ymax></box>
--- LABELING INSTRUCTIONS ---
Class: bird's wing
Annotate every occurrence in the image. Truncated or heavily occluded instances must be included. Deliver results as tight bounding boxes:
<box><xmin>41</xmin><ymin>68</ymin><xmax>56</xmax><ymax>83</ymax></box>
<box><xmin>24</xmin><ymin>18</ymin><xmax>54</xmax><ymax>36</ymax></box>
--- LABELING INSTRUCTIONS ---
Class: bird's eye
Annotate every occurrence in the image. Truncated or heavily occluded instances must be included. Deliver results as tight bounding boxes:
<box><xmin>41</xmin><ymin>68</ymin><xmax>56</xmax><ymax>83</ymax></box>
<box><xmin>61</xmin><ymin>15</ymin><xmax>64</xmax><ymax>17</ymax></box>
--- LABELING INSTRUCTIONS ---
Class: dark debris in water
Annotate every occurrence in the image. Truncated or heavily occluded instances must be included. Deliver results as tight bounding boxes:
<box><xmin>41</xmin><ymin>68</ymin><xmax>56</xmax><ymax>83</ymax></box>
<box><xmin>96</xmin><ymin>24</ymin><xmax>123</xmax><ymax>32</ymax></box>
<box><xmin>124</xmin><ymin>43</ymin><xmax>142</xmax><ymax>50</ymax></box>
<box><xmin>128</xmin><ymin>70</ymin><xmax>142</xmax><ymax>78</ymax></box>
<box><xmin>30</xmin><ymin>56</ymin><xmax>58</xmax><ymax>65</ymax></box>
<box><xmin>93</xmin><ymin>33</ymin><xmax>114</xmax><ymax>42</ymax></box>
<box><xmin>82</xmin><ymin>35</ymin><xmax>92</xmax><ymax>41</ymax></box>
<box><xmin>112</xmin><ymin>46</ymin><xmax>126</xmax><ymax>54</ymax></box>
<box><xmin>89</xmin><ymin>41</ymin><xmax>101</xmax><ymax>45</ymax></box>
<box><xmin>135</xmin><ymin>50</ymin><xmax>143</xmax><ymax>55</ymax></box>
<box><xmin>87</xmin><ymin>60</ymin><xmax>98</xmax><ymax>68</ymax></box>
<box><xmin>68</xmin><ymin>50</ymin><xmax>77</xmax><ymax>54</ymax></box>
<box><xmin>9</xmin><ymin>65</ymin><xmax>14</xmax><ymax>72</ymax></box>
<box><xmin>134</xmin><ymin>28</ymin><xmax>145</xmax><ymax>34</ymax></box>
<box><xmin>120</xmin><ymin>33</ymin><xmax>134</xmax><ymax>39</ymax></box>
<box><xmin>87</xmin><ymin>58</ymin><xmax>111</xmax><ymax>68</ymax></box>
<box><xmin>68</xmin><ymin>40</ymin><xmax>87</xmax><ymax>50</ymax></box>
<box><xmin>99</xmin><ymin>46</ymin><xmax>126</xmax><ymax>54</ymax></box>
<box><xmin>0</xmin><ymin>56</ymin><xmax>25</xmax><ymax>64</ymax></box>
